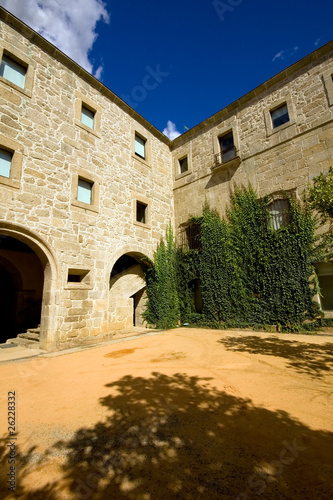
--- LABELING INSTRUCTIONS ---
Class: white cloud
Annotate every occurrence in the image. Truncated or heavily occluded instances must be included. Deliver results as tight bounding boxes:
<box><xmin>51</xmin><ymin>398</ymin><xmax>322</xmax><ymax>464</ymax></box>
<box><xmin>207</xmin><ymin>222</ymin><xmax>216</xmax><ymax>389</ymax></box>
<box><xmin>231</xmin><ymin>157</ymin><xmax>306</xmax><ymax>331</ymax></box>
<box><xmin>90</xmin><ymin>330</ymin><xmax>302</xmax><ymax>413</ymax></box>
<box><xmin>314</xmin><ymin>38</ymin><xmax>321</xmax><ymax>47</ymax></box>
<box><xmin>272</xmin><ymin>46</ymin><xmax>299</xmax><ymax>62</ymax></box>
<box><xmin>163</xmin><ymin>120</ymin><xmax>181</xmax><ymax>140</ymax></box>
<box><xmin>0</xmin><ymin>0</ymin><xmax>109</xmax><ymax>75</ymax></box>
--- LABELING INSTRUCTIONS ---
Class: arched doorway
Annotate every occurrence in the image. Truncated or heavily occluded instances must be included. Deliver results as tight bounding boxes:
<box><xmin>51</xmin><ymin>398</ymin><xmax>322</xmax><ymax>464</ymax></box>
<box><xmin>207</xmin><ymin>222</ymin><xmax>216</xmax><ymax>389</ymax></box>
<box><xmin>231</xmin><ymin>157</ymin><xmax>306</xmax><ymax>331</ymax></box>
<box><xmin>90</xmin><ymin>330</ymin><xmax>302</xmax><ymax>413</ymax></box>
<box><xmin>0</xmin><ymin>222</ymin><xmax>59</xmax><ymax>349</ymax></box>
<box><xmin>109</xmin><ymin>252</ymin><xmax>148</xmax><ymax>330</ymax></box>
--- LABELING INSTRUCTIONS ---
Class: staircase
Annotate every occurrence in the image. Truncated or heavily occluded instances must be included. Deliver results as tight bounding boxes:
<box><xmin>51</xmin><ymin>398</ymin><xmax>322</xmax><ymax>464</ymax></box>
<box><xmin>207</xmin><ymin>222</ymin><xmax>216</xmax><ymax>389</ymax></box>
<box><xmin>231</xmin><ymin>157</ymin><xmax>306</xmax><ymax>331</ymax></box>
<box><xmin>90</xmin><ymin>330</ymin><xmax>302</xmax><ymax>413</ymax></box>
<box><xmin>6</xmin><ymin>326</ymin><xmax>40</xmax><ymax>349</ymax></box>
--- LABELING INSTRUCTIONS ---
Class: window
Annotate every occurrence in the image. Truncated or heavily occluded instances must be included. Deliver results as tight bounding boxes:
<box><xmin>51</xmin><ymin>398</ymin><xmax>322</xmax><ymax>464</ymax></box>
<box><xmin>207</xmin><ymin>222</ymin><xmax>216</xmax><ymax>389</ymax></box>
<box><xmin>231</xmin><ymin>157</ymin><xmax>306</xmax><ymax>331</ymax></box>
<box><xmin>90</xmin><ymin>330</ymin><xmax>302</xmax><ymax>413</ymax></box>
<box><xmin>270</xmin><ymin>104</ymin><xmax>290</xmax><ymax>129</ymax></box>
<box><xmin>66</xmin><ymin>269</ymin><xmax>91</xmax><ymax>289</ymax></box>
<box><xmin>219</xmin><ymin>131</ymin><xmax>236</xmax><ymax>163</ymax></box>
<box><xmin>0</xmin><ymin>148</ymin><xmax>13</xmax><ymax>178</ymax></box>
<box><xmin>179</xmin><ymin>156</ymin><xmax>188</xmax><ymax>174</ymax></box>
<box><xmin>0</xmin><ymin>54</ymin><xmax>26</xmax><ymax>88</ymax></box>
<box><xmin>81</xmin><ymin>105</ymin><xmax>95</xmax><ymax>129</ymax></box>
<box><xmin>136</xmin><ymin>201</ymin><xmax>147</xmax><ymax>223</ymax></box>
<box><xmin>180</xmin><ymin>223</ymin><xmax>201</xmax><ymax>250</ymax></box>
<box><xmin>135</xmin><ymin>134</ymin><xmax>146</xmax><ymax>159</ymax></box>
<box><xmin>268</xmin><ymin>199</ymin><xmax>289</xmax><ymax>230</ymax></box>
<box><xmin>77</xmin><ymin>178</ymin><xmax>93</xmax><ymax>204</ymax></box>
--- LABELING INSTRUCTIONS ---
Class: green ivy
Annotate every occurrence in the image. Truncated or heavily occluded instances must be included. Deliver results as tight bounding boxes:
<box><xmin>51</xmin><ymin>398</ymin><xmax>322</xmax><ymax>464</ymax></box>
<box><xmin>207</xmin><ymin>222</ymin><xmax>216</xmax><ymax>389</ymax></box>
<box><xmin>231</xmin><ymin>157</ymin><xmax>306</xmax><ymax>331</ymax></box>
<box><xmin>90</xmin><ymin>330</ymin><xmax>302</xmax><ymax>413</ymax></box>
<box><xmin>142</xmin><ymin>223</ymin><xmax>180</xmax><ymax>329</ymax></box>
<box><xmin>143</xmin><ymin>186</ymin><xmax>322</xmax><ymax>331</ymax></box>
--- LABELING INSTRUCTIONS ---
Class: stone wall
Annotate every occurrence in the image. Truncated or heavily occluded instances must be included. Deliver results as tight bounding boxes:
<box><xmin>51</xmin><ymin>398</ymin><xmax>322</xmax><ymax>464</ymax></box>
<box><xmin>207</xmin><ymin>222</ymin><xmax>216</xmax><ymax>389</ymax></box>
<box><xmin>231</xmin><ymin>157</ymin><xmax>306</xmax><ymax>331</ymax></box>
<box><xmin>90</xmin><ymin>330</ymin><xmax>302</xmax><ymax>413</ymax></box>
<box><xmin>0</xmin><ymin>12</ymin><xmax>173</xmax><ymax>349</ymax></box>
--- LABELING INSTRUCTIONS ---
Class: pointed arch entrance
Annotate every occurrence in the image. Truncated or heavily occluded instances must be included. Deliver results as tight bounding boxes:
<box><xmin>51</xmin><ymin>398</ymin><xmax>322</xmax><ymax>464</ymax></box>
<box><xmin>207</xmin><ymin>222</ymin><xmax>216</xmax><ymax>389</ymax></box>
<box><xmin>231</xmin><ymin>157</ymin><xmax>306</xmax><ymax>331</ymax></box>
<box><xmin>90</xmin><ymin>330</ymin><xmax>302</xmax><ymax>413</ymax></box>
<box><xmin>0</xmin><ymin>222</ymin><xmax>59</xmax><ymax>349</ymax></box>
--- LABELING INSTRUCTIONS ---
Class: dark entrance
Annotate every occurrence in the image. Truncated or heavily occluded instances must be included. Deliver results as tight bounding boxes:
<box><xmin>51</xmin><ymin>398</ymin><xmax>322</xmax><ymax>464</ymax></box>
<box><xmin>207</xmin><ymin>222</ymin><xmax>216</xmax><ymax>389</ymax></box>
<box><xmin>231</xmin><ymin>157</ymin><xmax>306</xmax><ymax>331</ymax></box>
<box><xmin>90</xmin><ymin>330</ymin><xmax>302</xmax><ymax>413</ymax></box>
<box><xmin>0</xmin><ymin>235</ymin><xmax>44</xmax><ymax>343</ymax></box>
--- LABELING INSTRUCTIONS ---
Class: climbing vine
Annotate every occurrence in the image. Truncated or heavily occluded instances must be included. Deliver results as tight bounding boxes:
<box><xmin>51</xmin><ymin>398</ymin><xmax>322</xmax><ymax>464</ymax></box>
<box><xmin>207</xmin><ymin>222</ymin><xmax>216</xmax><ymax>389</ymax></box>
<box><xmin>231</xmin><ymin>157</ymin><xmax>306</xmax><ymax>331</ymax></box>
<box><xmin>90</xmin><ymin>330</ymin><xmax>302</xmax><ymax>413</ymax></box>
<box><xmin>143</xmin><ymin>186</ymin><xmax>321</xmax><ymax>331</ymax></box>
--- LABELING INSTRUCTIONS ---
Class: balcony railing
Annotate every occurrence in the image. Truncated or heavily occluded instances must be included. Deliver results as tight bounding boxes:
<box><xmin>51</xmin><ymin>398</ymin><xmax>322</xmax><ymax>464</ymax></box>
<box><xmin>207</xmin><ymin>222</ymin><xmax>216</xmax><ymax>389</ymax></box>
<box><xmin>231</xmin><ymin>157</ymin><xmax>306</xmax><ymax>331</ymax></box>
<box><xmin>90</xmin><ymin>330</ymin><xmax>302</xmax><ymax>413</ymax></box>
<box><xmin>213</xmin><ymin>146</ymin><xmax>238</xmax><ymax>167</ymax></box>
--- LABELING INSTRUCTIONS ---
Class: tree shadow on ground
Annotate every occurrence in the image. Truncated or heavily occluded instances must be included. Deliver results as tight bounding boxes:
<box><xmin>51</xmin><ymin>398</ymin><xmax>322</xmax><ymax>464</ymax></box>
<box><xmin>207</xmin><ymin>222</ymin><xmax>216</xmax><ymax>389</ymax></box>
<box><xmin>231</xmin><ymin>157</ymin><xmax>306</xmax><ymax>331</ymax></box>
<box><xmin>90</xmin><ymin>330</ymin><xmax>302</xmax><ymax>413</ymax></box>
<box><xmin>1</xmin><ymin>373</ymin><xmax>333</xmax><ymax>499</ymax></box>
<box><xmin>218</xmin><ymin>335</ymin><xmax>333</xmax><ymax>378</ymax></box>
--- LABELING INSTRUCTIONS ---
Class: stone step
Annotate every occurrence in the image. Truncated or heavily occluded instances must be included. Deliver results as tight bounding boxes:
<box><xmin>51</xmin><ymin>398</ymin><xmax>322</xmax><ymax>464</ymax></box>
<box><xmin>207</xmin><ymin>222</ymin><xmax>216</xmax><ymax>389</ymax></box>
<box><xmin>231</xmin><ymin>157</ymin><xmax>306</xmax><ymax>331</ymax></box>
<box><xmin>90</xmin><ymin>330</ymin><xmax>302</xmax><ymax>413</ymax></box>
<box><xmin>5</xmin><ymin>337</ymin><xmax>40</xmax><ymax>349</ymax></box>
<box><xmin>17</xmin><ymin>331</ymin><xmax>40</xmax><ymax>341</ymax></box>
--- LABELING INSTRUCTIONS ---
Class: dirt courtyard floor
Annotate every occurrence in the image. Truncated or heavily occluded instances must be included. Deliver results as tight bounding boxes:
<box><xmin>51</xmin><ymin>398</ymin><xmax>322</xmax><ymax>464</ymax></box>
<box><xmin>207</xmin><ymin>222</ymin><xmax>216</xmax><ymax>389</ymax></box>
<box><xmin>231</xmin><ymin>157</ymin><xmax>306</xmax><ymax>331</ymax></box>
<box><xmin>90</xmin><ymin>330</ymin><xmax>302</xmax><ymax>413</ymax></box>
<box><xmin>0</xmin><ymin>328</ymin><xmax>333</xmax><ymax>500</ymax></box>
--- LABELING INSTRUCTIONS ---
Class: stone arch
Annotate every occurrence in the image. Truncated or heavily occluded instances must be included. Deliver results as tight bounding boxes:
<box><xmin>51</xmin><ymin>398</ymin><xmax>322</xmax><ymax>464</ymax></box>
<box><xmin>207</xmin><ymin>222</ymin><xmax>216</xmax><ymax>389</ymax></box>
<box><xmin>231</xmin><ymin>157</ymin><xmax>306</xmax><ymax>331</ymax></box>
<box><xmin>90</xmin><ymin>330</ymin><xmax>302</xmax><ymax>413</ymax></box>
<box><xmin>108</xmin><ymin>245</ymin><xmax>153</xmax><ymax>330</ymax></box>
<box><xmin>107</xmin><ymin>244</ymin><xmax>153</xmax><ymax>279</ymax></box>
<box><xmin>0</xmin><ymin>221</ymin><xmax>59</xmax><ymax>349</ymax></box>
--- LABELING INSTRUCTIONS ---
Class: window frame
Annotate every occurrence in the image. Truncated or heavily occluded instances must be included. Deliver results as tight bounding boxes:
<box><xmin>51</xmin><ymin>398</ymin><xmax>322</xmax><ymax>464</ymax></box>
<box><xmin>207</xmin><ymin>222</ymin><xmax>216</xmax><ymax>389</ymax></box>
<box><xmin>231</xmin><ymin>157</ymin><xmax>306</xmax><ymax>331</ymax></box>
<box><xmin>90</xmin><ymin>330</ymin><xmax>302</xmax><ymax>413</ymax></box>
<box><xmin>266</xmin><ymin>189</ymin><xmax>297</xmax><ymax>230</ymax></box>
<box><xmin>75</xmin><ymin>91</ymin><xmax>101</xmax><ymax>137</ymax></box>
<box><xmin>212</xmin><ymin>122</ymin><xmax>240</xmax><ymax>170</ymax></box>
<box><xmin>71</xmin><ymin>170</ymin><xmax>100</xmax><ymax>213</ymax></box>
<box><xmin>65</xmin><ymin>268</ymin><xmax>92</xmax><ymax>290</ymax></box>
<box><xmin>270</xmin><ymin>103</ymin><xmax>290</xmax><ymax>129</ymax></box>
<box><xmin>0</xmin><ymin>46</ymin><xmax>34</xmax><ymax>98</ymax></box>
<box><xmin>136</xmin><ymin>200</ymin><xmax>148</xmax><ymax>224</ymax></box>
<box><xmin>132</xmin><ymin>193</ymin><xmax>151</xmax><ymax>228</ymax></box>
<box><xmin>132</xmin><ymin>129</ymin><xmax>151</xmax><ymax>166</ymax></box>
<box><xmin>134</xmin><ymin>133</ymin><xmax>147</xmax><ymax>160</ymax></box>
<box><xmin>80</xmin><ymin>104</ymin><xmax>95</xmax><ymax>130</ymax></box>
<box><xmin>218</xmin><ymin>131</ymin><xmax>237</xmax><ymax>164</ymax></box>
<box><xmin>264</xmin><ymin>98</ymin><xmax>296</xmax><ymax>137</ymax></box>
<box><xmin>0</xmin><ymin>135</ymin><xmax>23</xmax><ymax>190</ymax></box>
<box><xmin>174</xmin><ymin>148</ymin><xmax>192</xmax><ymax>180</ymax></box>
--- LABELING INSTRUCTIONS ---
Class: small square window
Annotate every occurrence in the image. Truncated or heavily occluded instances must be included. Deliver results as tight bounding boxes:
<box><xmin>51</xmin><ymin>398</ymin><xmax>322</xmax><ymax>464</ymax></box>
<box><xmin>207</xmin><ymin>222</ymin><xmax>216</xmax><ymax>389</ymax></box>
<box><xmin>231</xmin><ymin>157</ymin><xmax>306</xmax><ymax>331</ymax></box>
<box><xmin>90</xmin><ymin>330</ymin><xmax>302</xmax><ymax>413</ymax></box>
<box><xmin>81</xmin><ymin>105</ymin><xmax>95</xmax><ymax>129</ymax></box>
<box><xmin>0</xmin><ymin>54</ymin><xmax>26</xmax><ymax>88</ymax></box>
<box><xmin>77</xmin><ymin>178</ymin><xmax>93</xmax><ymax>204</ymax></box>
<box><xmin>270</xmin><ymin>104</ymin><xmax>290</xmax><ymax>129</ymax></box>
<box><xmin>179</xmin><ymin>156</ymin><xmax>188</xmax><ymax>174</ymax></box>
<box><xmin>219</xmin><ymin>132</ymin><xmax>236</xmax><ymax>163</ymax></box>
<box><xmin>268</xmin><ymin>199</ymin><xmax>289</xmax><ymax>229</ymax></box>
<box><xmin>136</xmin><ymin>201</ymin><xmax>147</xmax><ymax>224</ymax></box>
<box><xmin>135</xmin><ymin>134</ymin><xmax>146</xmax><ymax>159</ymax></box>
<box><xmin>0</xmin><ymin>148</ymin><xmax>13</xmax><ymax>178</ymax></box>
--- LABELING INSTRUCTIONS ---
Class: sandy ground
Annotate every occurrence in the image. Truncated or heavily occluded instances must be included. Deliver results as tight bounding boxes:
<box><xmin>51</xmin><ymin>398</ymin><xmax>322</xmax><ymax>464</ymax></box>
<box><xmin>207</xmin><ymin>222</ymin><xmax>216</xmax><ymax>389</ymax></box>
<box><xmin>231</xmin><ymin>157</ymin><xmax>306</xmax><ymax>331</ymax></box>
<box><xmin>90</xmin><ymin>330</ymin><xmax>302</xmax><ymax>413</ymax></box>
<box><xmin>0</xmin><ymin>327</ymin><xmax>333</xmax><ymax>500</ymax></box>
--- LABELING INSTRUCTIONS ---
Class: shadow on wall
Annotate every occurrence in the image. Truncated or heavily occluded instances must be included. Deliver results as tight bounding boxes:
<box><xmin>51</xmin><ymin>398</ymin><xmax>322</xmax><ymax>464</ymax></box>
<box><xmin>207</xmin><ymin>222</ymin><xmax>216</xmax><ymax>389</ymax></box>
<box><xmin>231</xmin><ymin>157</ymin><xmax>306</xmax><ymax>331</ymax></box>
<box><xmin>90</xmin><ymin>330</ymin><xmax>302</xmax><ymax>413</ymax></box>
<box><xmin>218</xmin><ymin>335</ymin><xmax>333</xmax><ymax>379</ymax></box>
<box><xmin>1</xmin><ymin>372</ymin><xmax>332</xmax><ymax>499</ymax></box>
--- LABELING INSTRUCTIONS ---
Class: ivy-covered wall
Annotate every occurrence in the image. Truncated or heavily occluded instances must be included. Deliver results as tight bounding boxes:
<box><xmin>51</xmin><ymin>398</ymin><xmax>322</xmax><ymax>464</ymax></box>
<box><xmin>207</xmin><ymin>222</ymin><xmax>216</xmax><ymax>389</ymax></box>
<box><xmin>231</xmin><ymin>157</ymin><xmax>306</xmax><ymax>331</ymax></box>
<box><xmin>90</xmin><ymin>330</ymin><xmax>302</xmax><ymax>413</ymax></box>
<box><xmin>143</xmin><ymin>187</ymin><xmax>321</xmax><ymax>331</ymax></box>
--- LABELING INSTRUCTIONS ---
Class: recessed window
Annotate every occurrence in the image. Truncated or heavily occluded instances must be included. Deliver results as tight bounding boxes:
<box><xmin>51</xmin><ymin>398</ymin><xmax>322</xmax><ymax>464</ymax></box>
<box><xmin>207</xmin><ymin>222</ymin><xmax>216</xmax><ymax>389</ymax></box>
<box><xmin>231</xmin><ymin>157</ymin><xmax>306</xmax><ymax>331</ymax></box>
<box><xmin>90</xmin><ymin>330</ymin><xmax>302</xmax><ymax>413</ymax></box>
<box><xmin>0</xmin><ymin>148</ymin><xmax>13</xmax><ymax>178</ymax></box>
<box><xmin>179</xmin><ymin>156</ymin><xmax>188</xmax><ymax>174</ymax></box>
<box><xmin>136</xmin><ymin>201</ymin><xmax>147</xmax><ymax>224</ymax></box>
<box><xmin>81</xmin><ymin>105</ymin><xmax>95</xmax><ymax>129</ymax></box>
<box><xmin>0</xmin><ymin>54</ymin><xmax>26</xmax><ymax>89</ymax></box>
<box><xmin>135</xmin><ymin>134</ymin><xmax>146</xmax><ymax>159</ymax></box>
<box><xmin>219</xmin><ymin>132</ymin><xmax>236</xmax><ymax>163</ymax></box>
<box><xmin>268</xmin><ymin>199</ymin><xmax>289</xmax><ymax>230</ymax></box>
<box><xmin>77</xmin><ymin>178</ymin><xmax>93</xmax><ymax>204</ymax></box>
<box><xmin>67</xmin><ymin>269</ymin><xmax>91</xmax><ymax>288</ymax></box>
<box><xmin>270</xmin><ymin>104</ymin><xmax>290</xmax><ymax>129</ymax></box>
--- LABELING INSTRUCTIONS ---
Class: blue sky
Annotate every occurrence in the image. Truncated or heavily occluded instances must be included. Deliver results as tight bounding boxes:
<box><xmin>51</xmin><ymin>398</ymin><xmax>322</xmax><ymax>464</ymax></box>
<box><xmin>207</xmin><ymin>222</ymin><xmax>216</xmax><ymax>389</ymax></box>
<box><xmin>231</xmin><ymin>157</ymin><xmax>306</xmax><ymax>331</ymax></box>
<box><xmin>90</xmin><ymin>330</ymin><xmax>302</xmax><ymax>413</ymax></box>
<box><xmin>1</xmin><ymin>0</ymin><xmax>332</xmax><ymax>137</ymax></box>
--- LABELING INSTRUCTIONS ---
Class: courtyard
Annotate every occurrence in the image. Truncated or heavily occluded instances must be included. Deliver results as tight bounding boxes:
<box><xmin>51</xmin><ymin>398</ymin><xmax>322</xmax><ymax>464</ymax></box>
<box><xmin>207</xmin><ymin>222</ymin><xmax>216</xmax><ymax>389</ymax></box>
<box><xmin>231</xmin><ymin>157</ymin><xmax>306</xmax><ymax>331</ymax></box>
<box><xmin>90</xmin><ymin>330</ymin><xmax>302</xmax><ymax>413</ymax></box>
<box><xmin>0</xmin><ymin>328</ymin><xmax>333</xmax><ymax>499</ymax></box>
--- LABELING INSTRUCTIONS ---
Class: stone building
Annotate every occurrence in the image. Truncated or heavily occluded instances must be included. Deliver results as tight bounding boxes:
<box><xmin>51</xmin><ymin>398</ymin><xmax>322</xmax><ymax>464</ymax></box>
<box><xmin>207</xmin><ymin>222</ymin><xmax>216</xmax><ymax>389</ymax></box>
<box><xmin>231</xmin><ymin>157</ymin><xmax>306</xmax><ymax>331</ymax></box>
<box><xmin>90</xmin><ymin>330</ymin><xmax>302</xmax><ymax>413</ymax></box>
<box><xmin>0</xmin><ymin>7</ymin><xmax>332</xmax><ymax>349</ymax></box>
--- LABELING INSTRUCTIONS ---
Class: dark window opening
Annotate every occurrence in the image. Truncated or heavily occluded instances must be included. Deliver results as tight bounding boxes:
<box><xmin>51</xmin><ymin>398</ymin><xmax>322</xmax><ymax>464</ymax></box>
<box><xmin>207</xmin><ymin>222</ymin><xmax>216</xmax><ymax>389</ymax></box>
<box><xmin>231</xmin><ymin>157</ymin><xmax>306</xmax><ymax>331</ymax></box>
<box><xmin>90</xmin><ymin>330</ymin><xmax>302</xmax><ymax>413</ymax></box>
<box><xmin>68</xmin><ymin>274</ymin><xmax>81</xmax><ymax>283</ymax></box>
<box><xmin>67</xmin><ymin>269</ymin><xmax>89</xmax><ymax>284</ymax></box>
<box><xmin>179</xmin><ymin>156</ymin><xmax>188</xmax><ymax>174</ymax></box>
<box><xmin>270</xmin><ymin>104</ymin><xmax>290</xmax><ymax>129</ymax></box>
<box><xmin>181</xmin><ymin>223</ymin><xmax>201</xmax><ymax>250</ymax></box>
<box><xmin>136</xmin><ymin>201</ymin><xmax>147</xmax><ymax>224</ymax></box>
<box><xmin>219</xmin><ymin>132</ymin><xmax>236</xmax><ymax>163</ymax></box>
